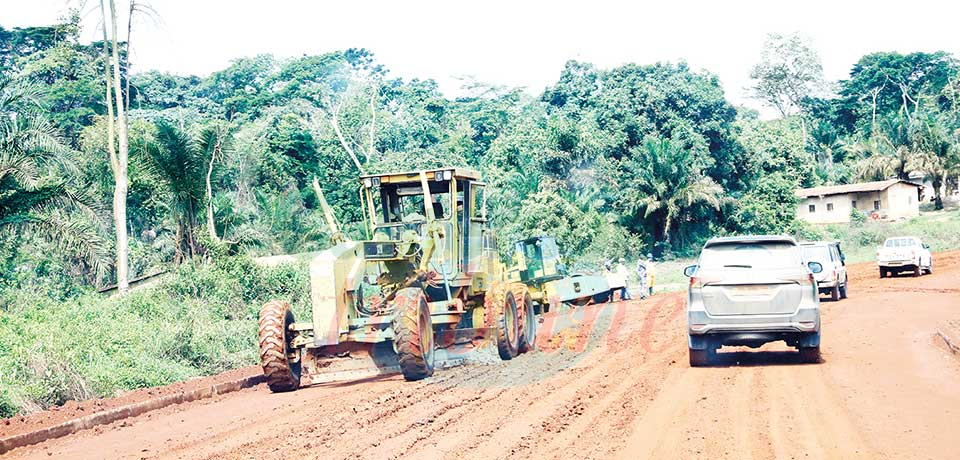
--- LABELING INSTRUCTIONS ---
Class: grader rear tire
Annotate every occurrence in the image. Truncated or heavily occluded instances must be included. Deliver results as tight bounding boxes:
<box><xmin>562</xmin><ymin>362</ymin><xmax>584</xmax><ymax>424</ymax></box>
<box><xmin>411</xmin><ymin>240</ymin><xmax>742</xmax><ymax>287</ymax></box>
<box><xmin>485</xmin><ymin>282</ymin><xmax>520</xmax><ymax>360</ymax></box>
<box><xmin>511</xmin><ymin>283</ymin><xmax>537</xmax><ymax>354</ymax></box>
<box><xmin>393</xmin><ymin>288</ymin><xmax>435</xmax><ymax>381</ymax></box>
<box><xmin>258</xmin><ymin>301</ymin><xmax>301</xmax><ymax>393</ymax></box>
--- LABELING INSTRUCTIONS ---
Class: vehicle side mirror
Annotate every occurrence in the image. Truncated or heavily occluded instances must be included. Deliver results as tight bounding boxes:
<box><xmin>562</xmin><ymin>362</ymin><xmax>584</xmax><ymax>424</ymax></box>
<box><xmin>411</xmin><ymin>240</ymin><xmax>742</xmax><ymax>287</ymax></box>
<box><xmin>923</xmin><ymin>243</ymin><xmax>930</xmax><ymax>249</ymax></box>
<box><xmin>683</xmin><ymin>265</ymin><xmax>697</xmax><ymax>277</ymax></box>
<box><xmin>808</xmin><ymin>261</ymin><xmax>823</xmax><ymax>274</ymax></box>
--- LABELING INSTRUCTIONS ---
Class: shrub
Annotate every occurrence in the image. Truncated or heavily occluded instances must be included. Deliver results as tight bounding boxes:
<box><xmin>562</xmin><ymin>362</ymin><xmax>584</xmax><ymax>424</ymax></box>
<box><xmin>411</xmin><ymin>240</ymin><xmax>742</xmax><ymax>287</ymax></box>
<box><xmin>849</xmin><ymin>209</ymin><xmax>867</xmax><ymax>228</ymax></box>
<box><xmin>0</xmin><ymin>255</ymin><xmax>308</xmax><ymax>416</ymax></box>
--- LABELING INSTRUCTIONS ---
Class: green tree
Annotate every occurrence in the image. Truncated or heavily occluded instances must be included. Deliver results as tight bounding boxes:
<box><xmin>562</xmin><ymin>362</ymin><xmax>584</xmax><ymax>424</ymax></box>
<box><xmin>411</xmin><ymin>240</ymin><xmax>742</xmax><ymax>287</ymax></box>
<box><xmin>749</xmin><ymin>33</ymin><xmax>827</xmax><ymax>119</ymax></box>
<box><xmin>835</xmin><ymin>52</ymin><xmax>958</xmax><ymax>133</ymax></box>
<box><xmin>732</xmin><ymin>173</ymin><xmax>799</xmax><ymax>234</ymax></box>
<box><xmin>735</xmin><ymin>111</ymin><xmax>818</xmax><ymax>187</ymax></box>
<box><xmin>905</xmin><ymin>110</ymin><xmax>960</xmax><ymax>209</ymax></box>
<box><xmin>616</xmin><ymin>136</ymin><xmax>724</xmax><ymax>250</ymax></box>
<box><xmin>137</xmin><ymin>121</ymin><xmax>231</xmax><ymax>262</ymax></box>
<box><xmin>0</xmin><ymin>80</ymin><xmax>107</xmax><ymax>272</ymax></box>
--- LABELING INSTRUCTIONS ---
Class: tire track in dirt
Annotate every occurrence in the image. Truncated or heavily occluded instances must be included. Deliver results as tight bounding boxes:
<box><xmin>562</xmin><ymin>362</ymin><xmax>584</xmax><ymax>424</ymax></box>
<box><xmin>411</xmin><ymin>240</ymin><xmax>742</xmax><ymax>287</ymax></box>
<box><xmin>337</xmin><ymin>308</ymin><xmax>639</xmax><ymax>460</ymax></box>
<box><xmin>614</xmin><ymin>365</ymin><xmax>705</xmax><ymax>459</ymax></box>
<box><xmin>447</xmin><ymin>299</ymin><xmax>685</xmax><ymax>460</ymax></box>
<box><xmin>508</xmin><ymin>298</ymin><xmax>688</xmax><ymax>459</ymax></box>
<box><xmin>151</xmin><ymin>360</ymin><xmax>510</xmax><ymax>460</ymax></box>
<box><xmin>525</xmin><ymin>351</ymin><xmax>681</xmax><ymax>459</ymax></box>
<box><xmin>199</xmin><ymin>299</ymin><xmax>658</xmax><ymax>460</ymax></box>
<box><xmin>195</xmin><ymin>361</ymin><xmax>523</xmax><ymax>460</ymax></box>
<box><xmin>348</xmin><ymin>297</ymin><xmax>683</xmax><ymax>460</ymax></box>
<box><xmin>338</xmin><ymin>351</ymin><xmax>591</xmax><ymax>460</ymax></box>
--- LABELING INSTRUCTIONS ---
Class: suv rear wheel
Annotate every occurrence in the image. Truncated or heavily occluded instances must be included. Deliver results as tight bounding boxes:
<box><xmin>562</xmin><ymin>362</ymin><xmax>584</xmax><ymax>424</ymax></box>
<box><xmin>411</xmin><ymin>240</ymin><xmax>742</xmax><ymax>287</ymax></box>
<box><xmin>689</xmin><ymin>347</ymin><xmax>714</xmax><ymax>367</ymax></box>
<box><xmin>839</xmin><ymin>279</ymin><xmax>848</xmax><ymax>299</ymax></box>
<box><xmin>830</xmin><ymin>285</ymin><xmax>840</xmax><ymax>301</ymax></box>
<box><xmin>799</xmin><ymin>346</ymin><xmax>821</xmax><ymax>363</ymax></box>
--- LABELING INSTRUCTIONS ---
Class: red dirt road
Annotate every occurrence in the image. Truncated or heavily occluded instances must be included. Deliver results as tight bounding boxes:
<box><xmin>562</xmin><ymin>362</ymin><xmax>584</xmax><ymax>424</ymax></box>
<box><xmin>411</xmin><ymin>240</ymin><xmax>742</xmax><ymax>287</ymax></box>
<box><xmin>5</xmin><ymin>253</ymin><xmax>960</xmax><ymax>459</ymax></box>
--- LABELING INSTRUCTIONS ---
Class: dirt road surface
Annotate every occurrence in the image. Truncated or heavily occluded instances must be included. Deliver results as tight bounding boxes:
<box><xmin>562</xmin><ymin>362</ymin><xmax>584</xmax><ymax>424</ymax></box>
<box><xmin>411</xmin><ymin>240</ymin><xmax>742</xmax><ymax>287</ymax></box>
<box><xmin>5</xmin><ymin>252</ymin><xmax>960</xmax><ymax>459</ymax></box>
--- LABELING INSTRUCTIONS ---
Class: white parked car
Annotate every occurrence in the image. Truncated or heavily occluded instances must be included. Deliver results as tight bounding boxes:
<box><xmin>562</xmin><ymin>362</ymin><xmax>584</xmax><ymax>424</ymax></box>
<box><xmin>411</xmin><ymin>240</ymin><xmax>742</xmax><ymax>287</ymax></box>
<box><xmin>877</xmin><ymin>236</ymin><xmax>932</xmax><ymax>278</ymax></box>
<box><xmin>801</xmin><ymin>241</ymin><xmax>848</xmax><ymax>301</ymax></box>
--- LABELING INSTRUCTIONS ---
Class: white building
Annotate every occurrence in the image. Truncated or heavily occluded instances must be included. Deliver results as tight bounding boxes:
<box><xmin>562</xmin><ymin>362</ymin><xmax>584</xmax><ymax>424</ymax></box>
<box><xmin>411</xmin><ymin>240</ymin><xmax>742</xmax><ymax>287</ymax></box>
<box><xmin>795</xmin><ymin>179</ymin><xmax>922</xmax><ymax>224</ymax></box>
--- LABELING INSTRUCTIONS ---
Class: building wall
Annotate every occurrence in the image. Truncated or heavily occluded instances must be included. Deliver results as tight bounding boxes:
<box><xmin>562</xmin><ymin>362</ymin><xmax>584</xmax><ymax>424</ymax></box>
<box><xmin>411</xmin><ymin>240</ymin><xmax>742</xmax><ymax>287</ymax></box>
<box><xmin>796</xmin><ymin>184</ymin><xmax>920</xmax><ymax>225</ymax></box>
<box><xmin>798</xmin><ymin>194</ymin><xmax>855</xmax><ymax>224</ymax></box>
<box><xmin>882</xmin><ymin>182</ymin><xmax>920</xmax><ymax>219</ymax></box>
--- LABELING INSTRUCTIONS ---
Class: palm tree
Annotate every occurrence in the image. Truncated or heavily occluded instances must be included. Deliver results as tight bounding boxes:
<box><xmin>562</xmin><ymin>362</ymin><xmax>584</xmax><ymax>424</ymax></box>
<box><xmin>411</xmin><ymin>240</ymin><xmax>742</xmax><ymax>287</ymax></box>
<box><xmin>0</xmin><ymin>80</ymin><xmax>109</xmax><ymax>275</ymax></box>
<box><xmin>139</xmin><ymin>121</ymin><xmax>230</xmax><ymax>262</ymax></box>
<box><xmin>849</xmin><ymin>111</ymin><xmax>960</xmax><ymax>209</ymax></box>
<box><xmin>908</xmin><ymin>111</ymin><xmax>960</xmax><ymax>210</ymax></box>
<box><xmin>621</xmin><ymin>136</ymin><xmax>723</xmax><ymax>247</ymax></box>
<box><xmin>848</xmin><ymin>115</ymin><xmax>935</xmax><ymax>183</ymax></box>
<box><xmin>847</xmin><ymin>134</ymin><xmax>915</xmax><ymax>181</ymax></box>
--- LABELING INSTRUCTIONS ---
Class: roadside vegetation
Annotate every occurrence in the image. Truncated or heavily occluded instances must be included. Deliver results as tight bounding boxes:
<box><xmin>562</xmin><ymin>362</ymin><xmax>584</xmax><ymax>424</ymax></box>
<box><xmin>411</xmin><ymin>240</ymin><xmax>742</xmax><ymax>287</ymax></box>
<box><xmin>0</xmin><ymin>256</ymin><xmax>308</xmax><ymax>417</ymax></box>
<box><xmin>2</xmin><ymin>9</ymin><xmax>960</xmax><ymax>416</ymax></box>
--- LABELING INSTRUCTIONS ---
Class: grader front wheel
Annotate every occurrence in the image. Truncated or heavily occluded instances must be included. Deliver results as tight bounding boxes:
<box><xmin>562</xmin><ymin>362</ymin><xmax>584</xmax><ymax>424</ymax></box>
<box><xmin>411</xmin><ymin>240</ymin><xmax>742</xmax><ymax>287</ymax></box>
<box><xmin>393</xmin><ymin>288</ymin><xmax>436</xmax><ymax>381</ymax></box>
<box><xmin>258</xmin><ymin>301</ymin><xmax>302</xmax><ymax>392</ymax></box>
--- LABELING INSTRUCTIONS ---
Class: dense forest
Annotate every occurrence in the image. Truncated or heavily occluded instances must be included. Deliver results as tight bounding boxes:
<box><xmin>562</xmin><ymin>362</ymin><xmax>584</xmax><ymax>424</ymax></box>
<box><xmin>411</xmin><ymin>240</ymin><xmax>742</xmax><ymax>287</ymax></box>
<box><xmin>2</xmin><ymin>16</ymin><xmax>960</xmax><ymax>292</ymax></box>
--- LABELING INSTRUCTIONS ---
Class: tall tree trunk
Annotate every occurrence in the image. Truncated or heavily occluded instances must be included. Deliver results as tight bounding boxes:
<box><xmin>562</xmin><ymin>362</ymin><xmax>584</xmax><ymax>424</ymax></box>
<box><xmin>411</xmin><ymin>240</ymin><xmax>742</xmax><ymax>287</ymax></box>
<box><xmin>206</xmin><ymin>136</ymin><xmax>220</xmax><ymax>242</ymax></box>
<box><xmin>124</xmin><ymin>0</ymin><xmax>133</xmax><ymax>116</ymax></box>
<box><xmin>368</xmin><ymin>82</ymin><xmax>377</xmax><ymax>161</ymax></box>
<box><xmin>100</xmin><ymin>0</ymin><xmax>129</xmax><ymax>293</ymax></box>
<box><xmin>331</xmin><ymin>101</ymin><xmax>365</xmax><ymax>174</ymax></box>
<box><xmin>662</xmin><ymin>213</ymin><xmax>673</xmax><ymax>248</ymax></box>
<box><xmin>933</xmin><ymin>174</ymin><xmax>944</xmax><ymax>210</ymax></box>
<box><xmin>110</xmin><ymin>0</ymin><xmax>130</xmax><ymax>293</ymax></box>
<box><xmin>800</xmin><ymin>115</ymin><xmax>807</xmax><ymax>149</ymax></box>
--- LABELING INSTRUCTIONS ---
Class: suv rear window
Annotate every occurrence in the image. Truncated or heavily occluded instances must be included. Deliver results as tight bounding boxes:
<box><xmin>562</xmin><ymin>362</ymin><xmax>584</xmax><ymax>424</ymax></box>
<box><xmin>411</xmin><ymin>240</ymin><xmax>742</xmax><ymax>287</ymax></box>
<box><xmin>802</xmin><ymin>245</ymin><xmax>831</xmax><ymax>261</ymax></box>
<box><xmin>884</xmin><ymin>238</ymin><xmax>916</xmax><ymax>248</ymax></box>
<box><xmin>700</xmin><ymin>242</ymin><xmax>802</xmax><ymax>270</ymax></box>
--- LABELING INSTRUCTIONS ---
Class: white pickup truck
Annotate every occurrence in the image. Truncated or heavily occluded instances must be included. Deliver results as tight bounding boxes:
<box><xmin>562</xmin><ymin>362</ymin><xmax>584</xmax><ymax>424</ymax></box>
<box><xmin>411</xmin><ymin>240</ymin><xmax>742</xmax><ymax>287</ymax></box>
<box><xmin>877</xmin><ymin>236</ymin><xmax>933</xmax><ymax>278</ymax></box>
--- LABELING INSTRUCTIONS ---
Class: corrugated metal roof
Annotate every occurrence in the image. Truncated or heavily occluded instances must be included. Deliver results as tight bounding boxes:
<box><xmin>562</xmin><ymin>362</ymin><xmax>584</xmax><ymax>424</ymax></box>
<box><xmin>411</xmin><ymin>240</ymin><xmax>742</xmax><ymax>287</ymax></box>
<box><xmin>795</xmin><ymin>179</ymin><xmax>921</xmax><ymax>198</ymax></box>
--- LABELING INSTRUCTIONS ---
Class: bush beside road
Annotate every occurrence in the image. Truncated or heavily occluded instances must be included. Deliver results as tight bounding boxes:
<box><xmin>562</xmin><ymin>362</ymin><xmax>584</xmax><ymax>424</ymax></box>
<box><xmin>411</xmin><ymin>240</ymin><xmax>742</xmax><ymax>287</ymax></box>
<box><xmin>0</xmin><ymin>257</ymin><xmax>308</xmax><ymax>418</ymax></box>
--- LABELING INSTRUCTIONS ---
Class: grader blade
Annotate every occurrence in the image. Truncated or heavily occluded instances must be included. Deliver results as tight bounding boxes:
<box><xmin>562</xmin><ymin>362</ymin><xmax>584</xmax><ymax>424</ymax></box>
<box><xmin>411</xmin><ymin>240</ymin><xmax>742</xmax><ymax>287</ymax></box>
<box><xmin>301</xmin><ymin>342</ymin><xmax>400</xmax><ymax>385</ymax></box>
<box><xmin>433</xmin><ymin>326</ymin><xmax>502</xmax><ymax>364</ymax></box>
<box><xmin>299</xmin><ymin>327</ymin><xmax>501</xmax><ymax>385</ymax></box>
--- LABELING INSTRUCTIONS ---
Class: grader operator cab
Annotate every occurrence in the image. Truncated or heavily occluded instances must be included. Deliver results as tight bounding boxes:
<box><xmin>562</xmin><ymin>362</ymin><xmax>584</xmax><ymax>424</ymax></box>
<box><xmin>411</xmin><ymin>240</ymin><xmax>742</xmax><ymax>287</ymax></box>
<box><xmin>509</xmin><ymin>235</ymin><xmax>624</xmax><ymax>314</ymax></box>
<box><xmin>258</xmin><ymin>168</ymin><xmax>537</xmax><ymax>392</ymax></box>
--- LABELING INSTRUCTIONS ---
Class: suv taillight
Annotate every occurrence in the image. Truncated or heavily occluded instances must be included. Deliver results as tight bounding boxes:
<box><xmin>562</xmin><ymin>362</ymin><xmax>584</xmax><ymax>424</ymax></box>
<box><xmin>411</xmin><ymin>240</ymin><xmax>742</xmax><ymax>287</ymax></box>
<box><xmin>779</xmin><ymin>273</ymin><xmax>814</xmax><ymax>286</ymax></box>
<box><xmin>689</xmin><ymin>276</ymin><xmax>720</xmax><ymax>289</ymax></box>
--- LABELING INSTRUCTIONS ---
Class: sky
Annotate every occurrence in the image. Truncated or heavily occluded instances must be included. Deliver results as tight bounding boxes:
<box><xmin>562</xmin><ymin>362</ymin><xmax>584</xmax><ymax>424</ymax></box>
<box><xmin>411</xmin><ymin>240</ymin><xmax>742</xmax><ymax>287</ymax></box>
<box><xmin>3</xmin><ymin>0</ymin><xmax>960</xmax><ymax>115</ymax></box>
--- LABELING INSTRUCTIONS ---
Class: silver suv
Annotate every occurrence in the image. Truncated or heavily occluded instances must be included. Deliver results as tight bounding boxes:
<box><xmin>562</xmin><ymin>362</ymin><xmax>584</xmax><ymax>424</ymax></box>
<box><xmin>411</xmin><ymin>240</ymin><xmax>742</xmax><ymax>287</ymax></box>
<box><xmin>801</xmin><ymin>241</ymin><xmax>848</xmax><ymax>301</ymax></box>
<box><xmin>684</xmin><ymin>235</ymin><xmax>822</xmax><ymax>366</ymax></box>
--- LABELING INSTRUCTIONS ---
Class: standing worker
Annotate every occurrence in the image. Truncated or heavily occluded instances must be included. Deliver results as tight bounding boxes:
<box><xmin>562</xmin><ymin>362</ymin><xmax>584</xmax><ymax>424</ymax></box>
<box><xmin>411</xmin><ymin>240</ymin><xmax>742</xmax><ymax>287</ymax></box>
<box><xmin>615</xmin><ymin>258</ymin><xmax>632</xmax><ymax>300</ymax></box>
<box><xmin>636</xmin><ymin>256</ymin><xmax>648</xmax><ymax>299</ymax></box>
<box><xmin>644</xmin><ymin>253</ymin><xmax>655</xmax><ymax>297</ymax></box>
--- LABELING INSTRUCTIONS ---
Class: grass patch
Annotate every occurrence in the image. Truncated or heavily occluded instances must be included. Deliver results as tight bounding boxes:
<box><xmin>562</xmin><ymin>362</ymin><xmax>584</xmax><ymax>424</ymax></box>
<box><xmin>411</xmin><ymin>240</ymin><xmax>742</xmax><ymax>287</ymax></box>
<box><xmin>0</xmin><ymin>256</ymin><xmax>309</xmax><ymax>417</ymax></box>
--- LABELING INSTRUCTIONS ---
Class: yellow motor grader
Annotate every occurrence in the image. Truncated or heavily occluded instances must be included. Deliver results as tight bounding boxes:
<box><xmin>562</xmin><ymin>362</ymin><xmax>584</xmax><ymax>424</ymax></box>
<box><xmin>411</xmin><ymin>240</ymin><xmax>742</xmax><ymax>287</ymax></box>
<box><xmin>257</xmin><ymin>168</ymin><xmax>537</xmax><ymax>392</ymax></box>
